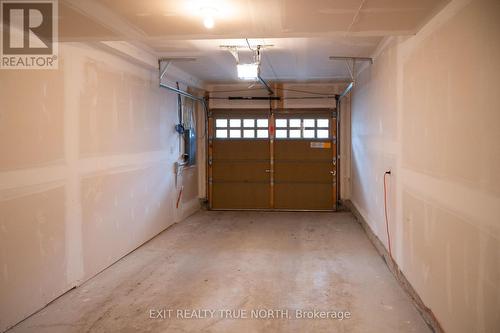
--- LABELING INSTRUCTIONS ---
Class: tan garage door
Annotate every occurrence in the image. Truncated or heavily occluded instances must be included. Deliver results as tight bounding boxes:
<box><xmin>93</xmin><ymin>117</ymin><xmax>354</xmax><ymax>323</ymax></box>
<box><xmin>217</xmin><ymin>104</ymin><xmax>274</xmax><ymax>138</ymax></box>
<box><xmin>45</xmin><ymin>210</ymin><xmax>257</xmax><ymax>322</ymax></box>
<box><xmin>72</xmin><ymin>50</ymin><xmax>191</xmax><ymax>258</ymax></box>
<box><xmin>209</xmin><ymin>108</ymin><xmax>337</xmax><ymax>211</ymax></box>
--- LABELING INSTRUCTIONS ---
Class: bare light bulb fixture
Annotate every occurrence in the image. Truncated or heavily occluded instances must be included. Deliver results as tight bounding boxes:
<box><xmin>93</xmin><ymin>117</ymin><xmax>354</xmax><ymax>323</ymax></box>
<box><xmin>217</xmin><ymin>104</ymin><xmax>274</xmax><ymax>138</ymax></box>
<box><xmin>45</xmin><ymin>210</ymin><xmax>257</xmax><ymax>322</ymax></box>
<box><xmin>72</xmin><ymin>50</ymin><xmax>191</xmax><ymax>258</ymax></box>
<box><xmin>203</xmin><ymin>16</ymin><xmax>214</xmax><ymax>28</ymax></box>
<box><xmin>200</xmin><ymin>7</ymin><xmax>217</xmax><ymax>29</ymax></box>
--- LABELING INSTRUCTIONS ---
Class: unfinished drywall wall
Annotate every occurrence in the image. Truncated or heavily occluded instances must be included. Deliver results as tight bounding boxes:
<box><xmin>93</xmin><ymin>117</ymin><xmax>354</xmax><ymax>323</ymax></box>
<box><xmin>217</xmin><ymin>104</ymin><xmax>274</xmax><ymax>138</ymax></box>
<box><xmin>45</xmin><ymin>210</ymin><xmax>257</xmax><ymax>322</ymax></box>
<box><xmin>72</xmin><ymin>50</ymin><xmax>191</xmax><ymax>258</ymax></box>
<box><xmin>0</xmin><ymin>42</ymin><xmax>202</xmax><ymax>331</ymax></box>
<box><xmin>350</xmin><ymin>0</ymin><xmax>500</xmax><ymax>332</ymax></box>
<box><xmin>208</xmin><ymin>82</ymin><xmax>351</xmax><ymax>200</ymax></box>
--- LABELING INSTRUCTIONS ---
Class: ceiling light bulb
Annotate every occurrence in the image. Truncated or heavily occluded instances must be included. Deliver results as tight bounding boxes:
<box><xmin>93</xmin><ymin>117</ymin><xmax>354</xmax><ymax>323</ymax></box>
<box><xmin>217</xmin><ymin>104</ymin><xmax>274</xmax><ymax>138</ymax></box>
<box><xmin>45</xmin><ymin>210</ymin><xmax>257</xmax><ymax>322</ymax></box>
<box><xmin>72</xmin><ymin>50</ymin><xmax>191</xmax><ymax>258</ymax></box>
<box><xmin>200</xmin><ymin>7</ymin><xmax>217</xmax><ymax>29</ymax></box>
<box><xmin>203</xmin><ymin>16</ymin><xmax>214</xmax><ymax>29</ymax></box>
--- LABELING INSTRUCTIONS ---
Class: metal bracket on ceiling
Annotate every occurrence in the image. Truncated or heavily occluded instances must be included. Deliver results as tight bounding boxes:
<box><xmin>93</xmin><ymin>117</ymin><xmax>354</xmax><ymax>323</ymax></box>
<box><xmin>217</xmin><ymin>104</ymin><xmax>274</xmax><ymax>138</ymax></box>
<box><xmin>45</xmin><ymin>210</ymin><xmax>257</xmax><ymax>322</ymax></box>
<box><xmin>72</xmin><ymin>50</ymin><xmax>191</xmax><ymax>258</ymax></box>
<box><xmin>159</xmin><ymin>60</ymin><xmax>171</xmax><ymax>81</ymax></box>
<box><xmin>329</xmin><ymin>56</ymin><xmax>373</xmax><ymax>99</ymax></box>
<box><xmin>223</xmin><ymin>46</ymin><xmax>240</xmax><ymax>63</ymax></box>
<box><xmin>220</xmin><ymin>43</ymin><xmax>273</xmax><ymax>64</ymax></box>
<box><xmin>345</xmin><ymin>60</ymin><xmax>355</xmax><ymax>82</ymax></box>
<box><xmin>219</xmin><ymin>43</ymin><xmax>274</xmax><ymax>51</ymax></box>
<box><xmin>329</xmin><ymin>56</ymin><xmax>373</xmax><ymax>63</ymax></box>
<box><xmin>158</xmin><ymin>57</ymin><xmax>197</xmax><ymax>81</ymax></box>
<box><xmin>329</xmin><ymin>56</ymin><xmax>373</xmax><ymax>85</ymax></box>
<box><xmin>157</xmin><ymin>57</ymin><xmax>206</xmax><ymax>105</ymax></box>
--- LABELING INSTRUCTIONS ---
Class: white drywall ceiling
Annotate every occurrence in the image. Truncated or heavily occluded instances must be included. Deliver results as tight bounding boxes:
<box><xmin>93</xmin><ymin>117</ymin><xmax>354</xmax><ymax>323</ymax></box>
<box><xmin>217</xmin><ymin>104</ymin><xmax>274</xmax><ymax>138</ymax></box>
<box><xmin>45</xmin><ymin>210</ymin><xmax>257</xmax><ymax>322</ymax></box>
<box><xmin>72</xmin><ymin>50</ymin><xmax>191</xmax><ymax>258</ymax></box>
<box><xmin>156</xmin><ymin>37</ymin><xmax>382</xmax><ymax>83</ymax></box>
<box><xmin>60</xmin><ymin>0</ymin><xmax>450</xmax><ymax>82</ymax></box>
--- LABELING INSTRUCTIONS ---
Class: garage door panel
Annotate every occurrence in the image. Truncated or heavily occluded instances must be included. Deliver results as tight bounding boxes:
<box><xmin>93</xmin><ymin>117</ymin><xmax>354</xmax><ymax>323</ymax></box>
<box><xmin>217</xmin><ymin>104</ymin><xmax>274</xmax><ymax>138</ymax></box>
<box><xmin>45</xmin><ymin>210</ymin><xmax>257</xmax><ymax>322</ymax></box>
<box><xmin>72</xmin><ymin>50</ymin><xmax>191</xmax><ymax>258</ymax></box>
<box><xmin>213</xmin><ymin>162</ymin><xmax>270</xmax><ymax>182</ymax></box>
<box><xmin>274</xmin><ymin>183</ymin><xmax>334</xmax><ymax>210</ymax></box>
<box><xmin>213</xmin><ymin>141</ymin><xmax>269</xmax><ymax>160</ymax></box>
<box><xmin>274</xmin><ymin>162</ymin><xmax>332</xmax><ymax>182</ymax></box>
<box><xmin>212</xmin><ymin>183</ymin><xmax>270</xmax><ymax>209</ymax></box>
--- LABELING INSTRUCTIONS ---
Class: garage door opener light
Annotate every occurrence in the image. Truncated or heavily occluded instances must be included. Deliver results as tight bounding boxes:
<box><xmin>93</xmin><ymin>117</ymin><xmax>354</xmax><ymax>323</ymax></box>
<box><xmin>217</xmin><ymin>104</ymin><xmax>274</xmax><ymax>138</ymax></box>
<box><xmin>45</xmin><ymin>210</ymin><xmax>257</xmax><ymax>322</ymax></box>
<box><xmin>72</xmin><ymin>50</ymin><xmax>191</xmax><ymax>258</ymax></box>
<box><xmin>237</xmin><ymin>63</ymin><xmax>259</xmax><ymax>80</ymax></box>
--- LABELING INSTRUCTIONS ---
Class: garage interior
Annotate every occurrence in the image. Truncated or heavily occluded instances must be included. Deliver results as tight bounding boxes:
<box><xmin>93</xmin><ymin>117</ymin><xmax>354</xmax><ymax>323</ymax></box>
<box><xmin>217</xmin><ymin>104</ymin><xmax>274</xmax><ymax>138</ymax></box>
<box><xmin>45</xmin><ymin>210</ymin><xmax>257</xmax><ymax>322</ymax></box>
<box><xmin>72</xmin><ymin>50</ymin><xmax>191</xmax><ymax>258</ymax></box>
<box><xmin>0</xmin><ymin>0</ymin><xmax>499</xmax><ymax>332</ymax></box>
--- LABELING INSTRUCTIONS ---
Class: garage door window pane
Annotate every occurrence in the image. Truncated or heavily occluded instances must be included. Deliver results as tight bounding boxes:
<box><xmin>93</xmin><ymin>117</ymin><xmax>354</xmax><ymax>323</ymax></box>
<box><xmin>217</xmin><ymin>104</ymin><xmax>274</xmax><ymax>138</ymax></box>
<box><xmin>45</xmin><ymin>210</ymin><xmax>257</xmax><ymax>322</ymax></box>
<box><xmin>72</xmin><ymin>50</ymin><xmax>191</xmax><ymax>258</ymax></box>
<box><xmin>317</xmin><ymin>129</ymin><xmax>329</xmax><ymax>138</ymax></box>
<box><xmin>257</xmin><ymin>119</ymin><xmax>268</xmax><ymax>128</ymax></box>
<box><xmin>216</xmin><ymin>129</ymin><xmax>227</xmax><ymax>138</ymax></box>
<box><xmin>289</xmin><ymin>129</ymin><xmax>301</xmax><ymax>138</ymax></box>
<box><xmin>276</xmin><ymin>130</ymin><xmax>287</xmax><ymax>138</ymax></box>
<box><xmin>229</xmin><ymin>129</ymin><xmax>241</xmax><ymax>138</ymax></box>
<box><xmin>303</xmin><ymin>130</ymin><xmax>315</xmax><ymax>138</ymax></box>
<box><xmin>243</xmin><ymin>129</ymin><xmax>255</xmax><ymax>138</ymax></box>
<box><xmin>289</xmin><ymin>119</ymin><xmax>301</xmax><ymax>127</ymax></box>
<box><xmin>230</xmin><ymin>119</ymin><xmax>241</xmax><ymax>127</ymax></box>
<box><xmin>257</xmin><ymin>129</ymin><xmax>268</xmax><ymax>138</ymax></box>
<box><xmin>317</xmin><ymin>119</ymin><xmax>329</xmax><ymax>128</ymax></box>
<box><xmin>303</xmin><ymin>119</ymin><xmax>315</xmax><ymax>127</ymax></box>
<box><xmin>276</xmin><ymin>119</ymin><xmax>287</xmax><ymax>127</ymax></box>
<box><xmin>243</xmin><ymin>119</ymin><xmax>255</xmax><ymax>127</ymax></box>
<box><xmin>216</xmin><ymin>119</ymin><xmax>227</xmax><ymax>128</ymax></box>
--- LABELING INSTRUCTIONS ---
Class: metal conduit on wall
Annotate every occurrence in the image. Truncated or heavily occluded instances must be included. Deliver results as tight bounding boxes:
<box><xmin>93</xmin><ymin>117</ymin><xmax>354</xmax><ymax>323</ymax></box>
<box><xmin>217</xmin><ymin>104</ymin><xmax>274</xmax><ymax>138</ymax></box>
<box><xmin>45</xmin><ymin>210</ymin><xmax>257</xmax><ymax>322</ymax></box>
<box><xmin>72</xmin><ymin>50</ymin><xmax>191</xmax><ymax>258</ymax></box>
<box><xmin>159</xmin><ymin>82</ymin><xmax>210</xmax><ymax>203</ymax></box>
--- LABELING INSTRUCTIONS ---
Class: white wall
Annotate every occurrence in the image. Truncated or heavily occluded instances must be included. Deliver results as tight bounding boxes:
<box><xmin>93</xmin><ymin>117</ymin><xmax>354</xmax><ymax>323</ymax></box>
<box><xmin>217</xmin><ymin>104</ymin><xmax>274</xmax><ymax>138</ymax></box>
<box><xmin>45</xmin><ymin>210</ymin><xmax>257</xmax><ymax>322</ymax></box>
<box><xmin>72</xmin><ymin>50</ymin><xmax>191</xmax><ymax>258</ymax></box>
<box><xmin>0</xmin><ymin>42</ymin><xmax>202</xmax><ymax>331</ymax></box>
<box><xmin>350</xmin><ymin>0</ymin><xmax>500</xmax><ymax>332</ymax></box>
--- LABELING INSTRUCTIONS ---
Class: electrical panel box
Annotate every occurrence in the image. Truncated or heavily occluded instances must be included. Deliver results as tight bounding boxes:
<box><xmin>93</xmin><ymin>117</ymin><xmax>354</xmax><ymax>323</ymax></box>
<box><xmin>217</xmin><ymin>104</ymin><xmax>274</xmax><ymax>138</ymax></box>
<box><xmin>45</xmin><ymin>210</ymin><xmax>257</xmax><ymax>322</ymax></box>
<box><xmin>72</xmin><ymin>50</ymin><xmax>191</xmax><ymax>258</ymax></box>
<box><xmin>184</xmin><ymin>129</ymin><xmax>196</xmax><ymax>166</ymax></box>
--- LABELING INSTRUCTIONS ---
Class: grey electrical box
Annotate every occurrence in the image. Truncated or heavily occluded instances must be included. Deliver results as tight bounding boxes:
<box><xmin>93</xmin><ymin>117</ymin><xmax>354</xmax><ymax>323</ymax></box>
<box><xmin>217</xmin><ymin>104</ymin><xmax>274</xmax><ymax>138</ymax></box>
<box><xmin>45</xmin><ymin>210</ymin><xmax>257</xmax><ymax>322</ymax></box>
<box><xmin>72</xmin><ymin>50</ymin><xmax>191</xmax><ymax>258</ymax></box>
<box><xmin>184</xmin><ymin>129</ymin><xmax>196</xmax><ymax>166</ymax></box>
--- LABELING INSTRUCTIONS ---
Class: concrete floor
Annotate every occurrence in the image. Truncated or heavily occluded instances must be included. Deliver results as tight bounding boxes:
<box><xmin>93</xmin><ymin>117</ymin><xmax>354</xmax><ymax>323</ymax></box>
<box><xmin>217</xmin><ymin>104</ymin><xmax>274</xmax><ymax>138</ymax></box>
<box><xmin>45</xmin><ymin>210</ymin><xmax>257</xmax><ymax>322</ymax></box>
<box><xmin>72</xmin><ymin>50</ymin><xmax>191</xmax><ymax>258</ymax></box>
<box><xmin>9</xmin><ymin>211</ymin><xmax>430</xmax><ymax>333</ymax></box>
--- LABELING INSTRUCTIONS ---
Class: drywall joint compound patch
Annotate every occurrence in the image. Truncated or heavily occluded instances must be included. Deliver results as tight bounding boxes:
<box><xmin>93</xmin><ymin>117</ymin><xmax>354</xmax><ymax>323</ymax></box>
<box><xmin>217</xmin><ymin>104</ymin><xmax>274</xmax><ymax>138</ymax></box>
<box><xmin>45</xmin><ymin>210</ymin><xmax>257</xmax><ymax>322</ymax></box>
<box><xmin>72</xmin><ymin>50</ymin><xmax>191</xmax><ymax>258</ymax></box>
<box><xmin>0</xmin><ymin>0</ymin><xmax>58</xmax><ymax>69</ymax></box>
